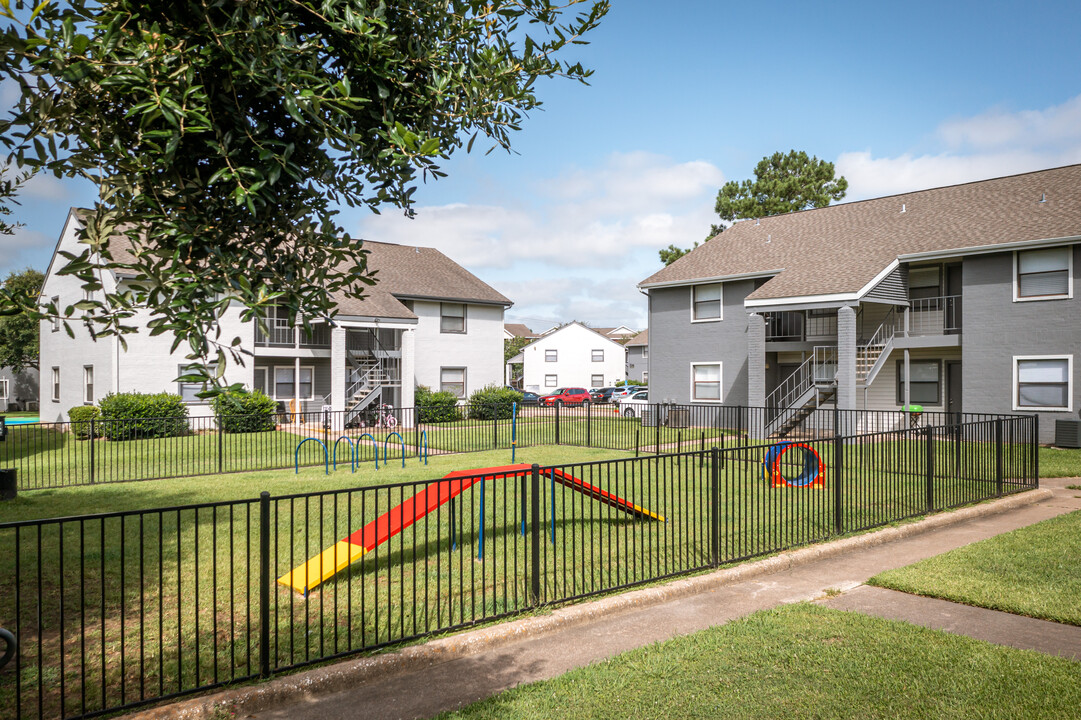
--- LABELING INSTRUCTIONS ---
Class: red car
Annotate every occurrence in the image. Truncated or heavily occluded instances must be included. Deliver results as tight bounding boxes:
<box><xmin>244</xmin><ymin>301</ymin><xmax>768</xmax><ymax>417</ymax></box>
<box><xmin>540</xmin><ymin>387</ymin><xmax>591</xmax><ymax>407</ymax></box>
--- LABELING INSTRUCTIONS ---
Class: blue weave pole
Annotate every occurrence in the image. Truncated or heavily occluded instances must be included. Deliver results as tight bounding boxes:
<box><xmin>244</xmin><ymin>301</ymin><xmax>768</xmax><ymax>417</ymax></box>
<box><xmin>295</xmin><ymin>438</ymin><xmax>329</xmax><ymax>475</ymax></box>
<box><xmin>478</xmin><ymin>474</ymin><xmax>486</xmax><ymax>560</ymax></box>
<box><xmin>358</xmin><ymin>433</ymin><xmax>378</xmax><ymax>469</ymax></box>
<box><xmin>384</xmin><ymin>432</ymin><xmax>405</xmax><ymax>468</ymax></box>
<box><xmin>511</xmin><ymin>402</ymin><xmax>518</xmax><ymax>463</ymax></box>
<box><xmin>420</xmin><ymin>430</ymin><xmax>429</xmax><ymax>465</ymax></box>
<box><xmin>332</xmin><ymin>436</ymin><xmax>356</xmax><ymax>472</ymax></box>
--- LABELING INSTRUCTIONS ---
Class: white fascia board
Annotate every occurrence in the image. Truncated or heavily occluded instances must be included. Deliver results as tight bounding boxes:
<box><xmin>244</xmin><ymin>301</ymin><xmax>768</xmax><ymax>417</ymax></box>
<box><xmin>899</xmin><ymin>235</ymin><xmax>1081</xmax><ymax>262</ymax></box>
<box><xmin>745</xmin><ymin>293</ymin><xmax>860</xmax><ymax>309</ymax></box>
<box><xmin>333</xmin><ymin>315</ymin><xmax>418</xmax><ymax>327</ymax></box>
<box><xmin>638</xmin><ymin>269</ymin><xmax>782</xmax><ymax>291</ymax></box>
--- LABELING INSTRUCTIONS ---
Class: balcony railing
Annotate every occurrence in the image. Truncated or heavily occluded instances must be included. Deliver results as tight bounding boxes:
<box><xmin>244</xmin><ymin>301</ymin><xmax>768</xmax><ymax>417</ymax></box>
<box><xmin>902</xmin><ymin>295</ymin><xmax>962</xmax><ymax>336</ymax></box>
<box><xmin>254</xmin><ymin>319</ymin><xmax>332</xmax><ymax>348</ymax></box>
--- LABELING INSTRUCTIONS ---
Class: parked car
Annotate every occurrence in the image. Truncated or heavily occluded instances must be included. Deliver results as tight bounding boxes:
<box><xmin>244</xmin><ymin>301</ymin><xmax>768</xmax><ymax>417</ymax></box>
<box><xmin>589</xmin><ymin>387</ymin><xmax>620</xmax><ymax>403</ymax></box>
<box><xmin>504</xmin><ymin>387</ymin><xmax>540</xmax><ymax>406</ymax></box>
<box><xmin>540</xmin><ymin>387</ymin><xmax>591</xmax><ymax>407</ymax></box>
<box><xmin>610</xmin><ymin>386</ymin><xmax>646</xmax><ymax>402</ymax></box>
<box><xmin>616</xmin><ymin>389</ymin><xmax>649</xmax><ymax>418</ymax></box>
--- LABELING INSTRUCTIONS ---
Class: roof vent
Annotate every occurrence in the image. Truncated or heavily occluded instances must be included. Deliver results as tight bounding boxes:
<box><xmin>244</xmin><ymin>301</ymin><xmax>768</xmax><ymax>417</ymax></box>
<box><xmin>766</xmin><ymin>234</ymin><xmax>771</xmax><ymax>243</ymax></box>
<box><xmin>901</xmin><ymin>203</ymin><xmax>906</xmax><ymax>213</ymax></box>
<box><xmin>1039</xmin><ymin>193</ymin><xmax>1047</xmax><ymax>203</ymax></box>
<box><xmin>755</xmin><ymin>218</ymin><xmax>760</xmax><ymax>226</ymax></box>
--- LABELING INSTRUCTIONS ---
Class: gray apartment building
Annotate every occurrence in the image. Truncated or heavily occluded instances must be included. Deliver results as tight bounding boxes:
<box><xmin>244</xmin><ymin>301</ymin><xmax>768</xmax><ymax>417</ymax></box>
<box><xmin>638</xmin><ymin>164</ymin><xmax>1081</xmax><ymax>443</ymax></box>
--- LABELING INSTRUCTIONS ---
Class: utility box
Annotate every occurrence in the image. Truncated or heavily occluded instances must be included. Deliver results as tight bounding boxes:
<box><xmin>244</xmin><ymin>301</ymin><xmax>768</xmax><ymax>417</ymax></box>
<box><xmin>642</xmin><ymin>409</ymin><xmax>657</xmax><ymax>427</ymax></box>
<box><xmin>0</xmin><ymin>469</ymin><xmax>15</xmax><ymax>501</ymax></box>
<box><xmin>668</xmin><ymin>407</ymin><xmax>689</xmax><ymax>428</ymax></box>
<box><xmin>1055</xmin><ymin>420</ymin><xmax>1081</xmax><ymax>449</ymax></box>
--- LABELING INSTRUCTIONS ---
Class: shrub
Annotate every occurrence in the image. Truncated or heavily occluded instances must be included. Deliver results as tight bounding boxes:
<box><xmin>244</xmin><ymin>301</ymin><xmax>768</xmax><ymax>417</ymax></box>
<box><xmin>98</xmin><ymin>392</ymin><xmax>190</xmax><ymax>440</ymax></box>
<box><xmin>416</xmin><ymin>385</ymin><xmax>462</xmax><ymax>423</ymax></box>
<box><xmin>616</xmin><ymin>379</ymin><xmax>646</xmax><ymax>387</ymax></box>
<box><xmin>68</xmin><ymin>405</ymin><xmax>101</xmax><ymax>439</ymax></box>
<box><xmin>211</xmin><ymin>389</ymin><xmax>278</xmax><ymax>433</ymax></box>
<box><xmin>467</xmin><ymin>385</ymin><xmax>522</xmax><ymax>420</ymax></box>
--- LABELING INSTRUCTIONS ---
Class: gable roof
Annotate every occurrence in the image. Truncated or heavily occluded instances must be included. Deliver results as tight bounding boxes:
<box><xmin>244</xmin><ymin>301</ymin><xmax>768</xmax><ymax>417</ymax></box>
<box><xmin>86</xmin><ymin>214</ymin><xmax>510</xmax><ymax>320</ymax></box>
<box><xmin>518</xmin><ymin>321</ymin><xmax>628</xmax><ymax>353</ymax></box>
<box><xmin>626</xmin><ymin>329</ymin><xmax>648</xmax><ymax>347</ymax></box>
<box><xmin>504</xmin><ymin>323</ymin><xmax>538</xmax><ymax>338</ymax></box>
<box><xmin>639</xmin><ymin>164</ymin><xmax>1081</xmax><ymax>303</ymax></box>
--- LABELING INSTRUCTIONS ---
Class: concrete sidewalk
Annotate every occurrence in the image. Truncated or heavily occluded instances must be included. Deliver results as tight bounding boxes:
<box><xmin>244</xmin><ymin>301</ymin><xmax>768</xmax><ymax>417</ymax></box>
<box><xmin>135</xmin><ymin>479</ymin><xmax>1081</xmax><ymax>720</ymax></box>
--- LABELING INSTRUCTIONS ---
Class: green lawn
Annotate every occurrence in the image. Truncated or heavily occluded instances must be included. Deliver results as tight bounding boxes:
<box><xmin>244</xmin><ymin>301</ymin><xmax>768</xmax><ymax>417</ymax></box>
<box><xmin>869</xmin><ymin>510</ymin><xmax>1081</xmax><ymax>626</ymax></box>
<box><xmin>438</xmin><ymin>603</ymin><xmax>1081</xmax><ymax>720</ymax></box>
<box><xmin>1038</xmin><ymin>445</ymin><xmax>1081</xmax><ymax>478</ymax></box>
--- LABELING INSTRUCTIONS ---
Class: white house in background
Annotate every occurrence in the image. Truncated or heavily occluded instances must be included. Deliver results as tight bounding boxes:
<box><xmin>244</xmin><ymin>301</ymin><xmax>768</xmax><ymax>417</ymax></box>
<box><xmin>39</xmin><ymin>208</ymin><xmax>511</xmax><ymax>423</ymax></box>
<box><xmin>511</xmin><ymin>322</ymin><xmax>626</xmax><ymax>393</ymax></box>
<box><xmin>503</xmin><ymin>323</ymin><xmax>538</xmax><ymax>341</ymax></box>
<box><xmin>592</xmin><ymin>325</ymin><xmax>638</xmax><ymax>344</ymax></box>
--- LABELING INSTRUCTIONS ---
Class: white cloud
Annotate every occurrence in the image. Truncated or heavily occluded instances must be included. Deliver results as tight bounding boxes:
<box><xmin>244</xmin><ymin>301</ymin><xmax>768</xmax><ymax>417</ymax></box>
<box><xmin>0</xmin><ymin>227</ymin><xmax>54</xmax><ymax>274</ymax></box>
<box><xmin>837</xmin><ymin>94</ymin><xmax>1081</xmax><ymax>199</ymax></box>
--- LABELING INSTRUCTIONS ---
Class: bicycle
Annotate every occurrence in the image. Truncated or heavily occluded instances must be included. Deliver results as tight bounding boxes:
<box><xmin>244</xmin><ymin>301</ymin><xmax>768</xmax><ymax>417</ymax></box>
<box><xmin>359</xmin><ymin>403</ymin><xmax>398</xmax><ymax>429</ymax></box>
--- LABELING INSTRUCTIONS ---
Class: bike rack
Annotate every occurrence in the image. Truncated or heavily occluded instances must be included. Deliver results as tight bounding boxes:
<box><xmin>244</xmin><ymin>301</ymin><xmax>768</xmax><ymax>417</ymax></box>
<box><xmin>383</xmin><ymin>432</ymin><xmax>405</xmax><ymax>469</ymax></box>
<box><xmin>295</xmin><ymin>438</ymin><xmax>329</xmax><ymax>475</ymax></box>
<box><xmin>358</xmin><ymin>433</ymin><xmax>379</xmax><ymax>469</ymax></box>
<box><xmin>332</xmin><ymin>436</ymin><xmax>356</xmax><ymax>473</ymax></box>
<box><xmin>419</xmin><ymin>430</ymin><xmax>429</xmax><ymax>465</ymax></box>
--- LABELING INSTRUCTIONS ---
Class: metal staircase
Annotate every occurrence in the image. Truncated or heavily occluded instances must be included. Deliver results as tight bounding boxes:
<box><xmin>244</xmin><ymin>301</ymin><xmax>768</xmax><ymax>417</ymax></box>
<box><xmin>765</xmin><ymin>346</ymin><xmax>837</xmax><ymax>438</ymax></box>
<box><xmin>344</xmin><ymin>330</ymin><xmax>402</xmax><ymax>426</ymax></box>
<box><xmin>855</xmin><ymin>306</ymin><xmax>897</xmax><ymax>386</ymax></box>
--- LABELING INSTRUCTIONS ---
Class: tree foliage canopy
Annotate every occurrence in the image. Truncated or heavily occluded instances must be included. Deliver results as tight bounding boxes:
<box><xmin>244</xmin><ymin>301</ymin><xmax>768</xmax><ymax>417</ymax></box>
<box><xmin>714</xmin><ymin>150</ymin><xmax>847</xmax><ymax>224</ymax></box>
<box><xmin>0</xmin><ymin>0</ymin><xmax>607</xmax><ymax>390</ymax></box>
<box><xmin>0</xmin><ymin>268</ymin><xmax>44</xmax><ymax>373</ymax></box>
<box><xmin>658</xmin><ymin>241</ymin><xmax>698</xmax><ymax>267</ymax></box>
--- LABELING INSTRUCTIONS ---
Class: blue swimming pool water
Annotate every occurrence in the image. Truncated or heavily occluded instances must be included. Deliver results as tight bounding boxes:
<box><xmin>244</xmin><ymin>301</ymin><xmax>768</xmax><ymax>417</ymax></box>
<box><xmin>4</xmin><ymin>417</ymin><xmax>39</xmax><ymax>425</ymax></box>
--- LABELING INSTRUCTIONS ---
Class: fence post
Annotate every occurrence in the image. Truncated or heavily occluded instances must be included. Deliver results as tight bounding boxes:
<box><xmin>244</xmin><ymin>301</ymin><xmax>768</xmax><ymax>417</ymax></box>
<box><xmin>492</xmin><ymin>402</ymin><xmax>497</xmax><ymax>450</ymax></box>
<box><xmin>924</xmin><ymin>426</ymin><xmax>935</xmax><ymax>513</ymax></box>
<box><xmin>529</xmin><ymin>463</ymin><xmax>541</xmax><ymax>605</ymax></box>
<box><xmin>217</xmin><ymin>415</ymin><xmax>224</xmax><ymax>475</ymax></box>
<box><xmin>89</xmin><ymin>418</ymin><xmax>96</xmax><ymax>484</ymax></box>
<box><xmin>995</xmin><ymin>417</ymin><xmax>1004</xmax><ymax>496</ymax></box>
<box><xmin>635</xmin><ymin>428</ymin><xmax>640</xmax><ymax>458</ymax></box>
<box><xmin>414</xmin><ymin>410</ymin><xmax>420</xmax><ymax>457</ymax></box>
<box><xmin>586</xmin><ymin>400</ymin><xmax>591</xmax><ymax>448</ymax></box>
<box><xmin>323</xmin><ymin>408</ymin><xmax>329</xmax><ymax>449</ymax></box>
<box><xmin>655</xmin><ymin>405</ymin><xmax>660</xmax><ymax>455</ymax></box>
<box><xmin>833</xmin><ymin>406</ymin><xmax>842</xmax><ymax>535</ymax></box>
<box><xmin>710</xmin><ymin>446</ymin><xmax>720</xmax><ymax>567</ymax></box>
<box><xmin>1033</xmin><ymin>415</ymin><xmax>1040</xmax><ymax>485</ymax></box>
<box><xmin>259</xmin><ymin>491</ymin><xmax>271</xmax><ymax>679</ymax></box>
<box><xmin>554</xmin><ymin>402</ymin><xmax>560</xmax><ymax>446</ymax></box>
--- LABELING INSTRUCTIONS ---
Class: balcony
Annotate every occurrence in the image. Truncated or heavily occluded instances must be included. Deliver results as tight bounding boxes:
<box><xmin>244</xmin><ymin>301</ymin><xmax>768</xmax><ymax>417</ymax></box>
<box><xmin>905</xmin><ymin>295</ymin><xmax>961</xmax><ymax>336</ymax></box>
<box><xmin>254</xmin><ymin>318</ymin><xmax>332</xmax><ymax>348</ymax></box>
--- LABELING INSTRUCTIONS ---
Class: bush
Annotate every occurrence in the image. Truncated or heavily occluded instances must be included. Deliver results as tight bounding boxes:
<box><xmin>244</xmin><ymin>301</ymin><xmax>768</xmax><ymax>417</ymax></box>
<box><xmin>616</xmin><ymin>379</ymin><xmax>646</xmax><ymax>387</ymax></box>
<box><xmin>416</xmin><ymin>385</ymin><xmax>462</xmax><ymax>423</ymax></box>
<box><xmin>211</xmin><ymin>389</ymin><xmax>278</xmax><ymax>433</ymax></box>
<box><xmin>68</xmin><ymin>405</ymin><xmax>101</xmax><ymax>439</ymax></box>
<box><xmin>467</xmin><ymin>385</ymin><xmax>522</xmax><ymax>420</ymax></box>
<box><xmin>98</xmin><ymin>392</ymin><xmax>190</xmax><ymax>440</ymax></box>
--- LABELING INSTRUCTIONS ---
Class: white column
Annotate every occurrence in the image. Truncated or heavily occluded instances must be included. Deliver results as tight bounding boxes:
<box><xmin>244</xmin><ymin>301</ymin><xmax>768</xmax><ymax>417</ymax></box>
<box><xmin>401</xmin><ymin>328</ymin><xmax>416</xmax><ymax>426</ymax></box>
<box><xmin>331</xmin><ymin>326</ymin><xmax>346</xmax><ymax>412</ymax></box>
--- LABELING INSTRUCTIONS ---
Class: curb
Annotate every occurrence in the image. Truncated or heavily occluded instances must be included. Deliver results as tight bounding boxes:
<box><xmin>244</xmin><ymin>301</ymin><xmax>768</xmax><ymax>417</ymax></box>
<box><xmin>128</xmin><ymin>487</ymin><xmax>1053</xmax><ymax>719</ymax></box>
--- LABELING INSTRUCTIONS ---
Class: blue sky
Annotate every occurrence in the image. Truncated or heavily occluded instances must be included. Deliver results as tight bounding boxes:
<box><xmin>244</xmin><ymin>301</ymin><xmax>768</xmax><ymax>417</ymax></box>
<box><xmin>5</xmin><ymin>0</ymin><xmax>1081</xmax><ymax>331</ymax></box>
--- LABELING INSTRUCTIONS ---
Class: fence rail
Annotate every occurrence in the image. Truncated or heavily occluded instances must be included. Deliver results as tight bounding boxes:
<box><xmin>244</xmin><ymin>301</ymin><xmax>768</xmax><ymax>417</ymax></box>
<box><xmin>0</xmin><ymin>413</ymin><xmax>1038</xmax><ymax>720</ymax></box>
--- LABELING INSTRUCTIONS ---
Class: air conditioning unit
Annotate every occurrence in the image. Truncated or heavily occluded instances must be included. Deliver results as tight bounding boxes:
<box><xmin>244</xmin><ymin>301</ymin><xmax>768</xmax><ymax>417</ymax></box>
<box><xmin>1055</xmin><ymin>420</ymin><xmax>1081</xmax><ymax>449</ymax></box>
<box><xmin>642</xmin><ymin>409</ymin><xmax>657</xmax><ymax>427</ymax></box>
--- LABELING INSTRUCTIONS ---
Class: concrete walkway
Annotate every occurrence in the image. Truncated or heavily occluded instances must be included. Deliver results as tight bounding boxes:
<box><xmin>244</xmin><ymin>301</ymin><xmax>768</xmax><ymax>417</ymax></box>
<box><xmin>134</xmin><ymin>478</ymin><xmax>1081</xmax><ymax>720</ymax></box>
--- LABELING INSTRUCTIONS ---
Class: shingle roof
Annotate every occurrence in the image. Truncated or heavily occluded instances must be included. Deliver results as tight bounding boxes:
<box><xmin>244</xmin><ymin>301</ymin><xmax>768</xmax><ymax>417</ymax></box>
<box><xmin>504</xmin><ymin>323</ymin><xmax>537</xmax><ymax>338</ymax></box>
<box><xmin>626</xmin><ymin>329</ymin><xmax>648</xmax><ymax>347</ymax></box>
<box><xmin>639</xmin><ymin>164</ymin><xmax>1081</xmax><ymax>302</ymax></box>
<box><xmin>97</xmin><ymin>222</ymin><xmax>510</xmax><ymax>320</ymax></box>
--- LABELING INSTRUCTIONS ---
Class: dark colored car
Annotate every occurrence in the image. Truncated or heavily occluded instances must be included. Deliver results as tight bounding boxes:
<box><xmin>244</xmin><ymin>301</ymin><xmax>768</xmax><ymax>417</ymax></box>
<box><xmin>590</xmin><ymin>387</ymin><xmax>620</xmax><ymax>403</ymax></box>
<box><xmin>540</xmin><ymin>387</ymin><xmax>591</xmax><ymax>407</ymax></box>
<box><xmin>504</xmin><ymin>387</ymin><xmax>540</xmax><ymax>406</ymax></box>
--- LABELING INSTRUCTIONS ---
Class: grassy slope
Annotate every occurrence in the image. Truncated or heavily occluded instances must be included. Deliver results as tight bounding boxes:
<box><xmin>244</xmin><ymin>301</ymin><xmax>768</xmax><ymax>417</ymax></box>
<box><xmin>440</xmin><ymin>604</ymin><xmax>1081</xmax><ymax>720</ymax></box>
<box><xmin>870</xmin><ymin>509</ymin><xmax>1081</xmax><ymax>626</ymax></box>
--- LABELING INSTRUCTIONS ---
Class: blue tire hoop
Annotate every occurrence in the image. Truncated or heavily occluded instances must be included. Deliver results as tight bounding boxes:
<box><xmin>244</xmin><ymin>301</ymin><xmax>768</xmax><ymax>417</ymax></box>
<box><xmin>762</xmin><ymin>442</ymin><xmax>823</xmax><ymax>488</ymax></box>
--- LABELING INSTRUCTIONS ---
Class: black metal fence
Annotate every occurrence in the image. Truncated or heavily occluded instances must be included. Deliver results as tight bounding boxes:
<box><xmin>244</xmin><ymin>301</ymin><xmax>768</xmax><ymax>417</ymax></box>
<box><xmin>0</xmin><ymin>414</ymin><xmax>1038</xmax><ymax>719</ymax></box>
<box><xmin>0</xmin><ymin>404</ymin><xmax>1029</xmax><ymax>490</ymax></box>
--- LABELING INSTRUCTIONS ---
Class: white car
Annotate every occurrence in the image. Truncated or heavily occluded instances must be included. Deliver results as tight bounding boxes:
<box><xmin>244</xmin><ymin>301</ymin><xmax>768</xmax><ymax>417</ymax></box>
<box><xmin>617</xmin><ymin>389</ymin><xmax>649</xmax><ymax>418</ymax></box>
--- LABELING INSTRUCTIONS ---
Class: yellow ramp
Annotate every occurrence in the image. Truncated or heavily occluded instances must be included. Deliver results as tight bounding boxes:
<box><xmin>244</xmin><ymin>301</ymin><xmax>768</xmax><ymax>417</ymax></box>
<box><xmin>277</xmin><ymin>540</ymin><xmax>368</xmax><ymax>595</ymax></box>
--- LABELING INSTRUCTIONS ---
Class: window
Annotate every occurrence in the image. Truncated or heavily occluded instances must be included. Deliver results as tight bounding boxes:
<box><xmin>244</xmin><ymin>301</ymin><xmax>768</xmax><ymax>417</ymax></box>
<box><xmin>440</xmin><ymin>367</ymin><xmax>466</xmax><ymax>398</ymax></box>
<box><xmin>269</xmin><ymin>366</ymin><xmax>314</xmax><ymax>401</ymax></box>
<box><xmin>51</xmin><ymin>367</ymin><xmax>60</xmax><ymax>402</ymax></box>
<box><xmin>545</xmin><ymin>349</ymin><xmax>558</xmax><ymax>362</ymax></box>
<box><xmin>1015</xmin><ymin>356</ymin><xmax>1072</xmax><ymax>410</ymax></box>
<box><xmin>253</xmin><ymin>368</ymin><xmax>268</xmax><ymax>395</ymax></box>
<box><xmin>692</xmin><ymin>284</ymin><xmax>722</xmax><ymax>321</ymax></box>
<box><xmin>908</xmin><ymin>266</ymin><xmax>941</xmax><ymax>300</ymax></box>
<box><xmin>440</xmin><ymin>303</ymin><xmax>466</xmax><ymax>333</ymax></box>
<box><xmin>83</xmin><ymin>366</ymin><xmax>94</xmax><ymax>404</ymax></box>
<box><xmin>642</xmin><ymin>347</ymin><xmax>648</xmax><ymax>359</ymax></box>
<box><xmin>179</xmin><ymin>364</ymin><xmax>211</xmax><ymax>403</ymax></box>
<box><xmin>51</xmin><ymin>296</ymin><xmax>60</xmax><ymax>332</ymax></box>
<box><xmin>545</xmin><ymin>374</ymin><xmax>557</xmax><ymax>388</ymax></box>
<box><xmin>691</xmin><ymin>363</ymin><xmax>721</xmax><ymax>401</ymax></box>
<box><xmin>896</xmin><ymin>360</ymin><xmax>941</xmax><ymax>405</ymax></box>
<box><xmin>0</xmin><ymin>379</ymin><xmax>8</xmax><ymax>400</ymax></box>
<box><xmin>1016</xmin><ymin>247</ymin><xmax>1071</xmax><ymax>300</ymax></box>
<box><xmin>591</xmin><ymin>349</ymin><xmax>604</xmax><ymax>362</ymax></box>
<box><xmin>590</xmin><ymin>374</ymin><xmax>604</xmax><ymax>388</ymax></box>
<box><xmin>643</xmin><ymin>371</ymin><xmax>648</xmax><ymax>383</ymax></box>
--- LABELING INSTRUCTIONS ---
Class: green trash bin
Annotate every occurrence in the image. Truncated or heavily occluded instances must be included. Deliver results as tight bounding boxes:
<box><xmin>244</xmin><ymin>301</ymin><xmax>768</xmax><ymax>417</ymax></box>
<box><xmin>902</xmin><ymin>404</ymin><xmax>923</xmax><ymax>427</ymax></box>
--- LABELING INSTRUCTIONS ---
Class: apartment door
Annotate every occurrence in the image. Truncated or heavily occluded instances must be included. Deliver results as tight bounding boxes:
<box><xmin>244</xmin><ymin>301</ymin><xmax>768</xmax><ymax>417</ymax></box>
<box><xmin>946</xmin><ymin>362</ymin><xmax>962</xmax><ymax>415</ymax></box>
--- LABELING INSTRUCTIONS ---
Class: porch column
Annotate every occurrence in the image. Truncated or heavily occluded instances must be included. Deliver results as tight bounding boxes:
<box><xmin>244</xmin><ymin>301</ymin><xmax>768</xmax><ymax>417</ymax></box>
<box><xmin>401</xmin><ymin>328</ymin><xmax>416</xmax><ymax>427</ymax></box>
<box><xmin>330</xmin><ymin>326</ymin><xmax>346</xmax><ymax>413</ymax></box>
<box><xmin>836</xmin><ymin>306</ymin><xmax>857</xmax><ymax>436</ymax></box>
<box><xmin>747</xmin><ymin>313</ymin><xmax>766</xmax><ymax>439</ymax></box>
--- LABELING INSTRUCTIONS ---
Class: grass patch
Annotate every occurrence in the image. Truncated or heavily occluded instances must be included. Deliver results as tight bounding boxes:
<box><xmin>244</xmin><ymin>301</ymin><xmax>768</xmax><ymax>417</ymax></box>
<box><xmin>870</xmin><ymin>510</ymin><xmax>1081</xmax><ymax>625</ymax></box>
<box><xmin>438</xmin><ymin>603</ymin><xmax>1081</xmax><ymax>719</ymax></box>
<box><xmin>1039</xmin><ymin>446</ymin><xmax>1081</xmax><ymax>478</ymax></box>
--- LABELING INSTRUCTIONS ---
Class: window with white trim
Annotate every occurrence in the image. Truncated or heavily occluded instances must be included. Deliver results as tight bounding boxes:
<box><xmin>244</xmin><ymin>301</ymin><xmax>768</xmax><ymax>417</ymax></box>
<box><xmin>908</xmin><ymin>266</ymin><xmax>941</xmax><ymax>300</ymax></box>
<box><xmin>896</xmin><ymin>360</ymin><xmax>940</xmax><ymax>405</ymax></box>
<box><xmin>591</xmin><ymin>349</ymin><xmax>603</xmax><ymax>362</ymax></box>
<box><xmin>440</xmin><ymin>367</ymin><xmax>466</xmax><ymax>398</ymax></box>
<box><xmin>271</xmin><ymin>366</ymin><xmax>314</xmax><ymax>401</ymax></box>
<box><xmin>545</xmin><ymin>349</ymin><xmax>557</xmax><ymax>362</ymax></box>
<box><xmin>691</xmin><ymin>363</ymin><xmax>721</xmax><ymax>401</ymax></box>
<box><xmin>179</xmin><ymin>363</ymin><xmax>219</xmax><ymax>403</ymax></box>
<box><xmin>1015</xmin><ymin>356</ymin><xmax>1072</xmax><ymax>410</ymax></box>
<box><xmin>51</xmin><ymin>367</ymin><xmax>60</xmax><ymax>402</ymax></box>
<box><xmin>545</xmin><ymin>374</ymin><xmax>557</xmax><ymax>388</ymax></box>
<box><xmin>692</xmin><ymin>284</ymin><xmax>722</xmax><ymax>321</ymax></box>
<box><xmin>0</xmin><ymin>379</ymin><xmax>8</xmax><ymax>400</ymax></box>
<box><xmin>440</xmin><ymin>303</ymin><xmax>466</xmax><ymax>333</ymax></box>
<box><xmin>1016</xmin><ymin>247</ymin><xmax>1071</xmax><ymax>300</ymax></box>
<box><xmin>590</xmin><ymin>374</ymin><xmax>604</xmax><ymax>388</ymax></box>
<box><xmin>642</xmin><ymin>347</ymin><xmax>648</xmax><ymax>359</ymax></box>
<box><xmin>83</xmin><ymin>366</ymin><xmax>94</xmax><ymax>404</ymax></box>
<box><xmin>51</xmin><ymin>296</ymin><xmax>60</xmax><ymax>332</ymax></box>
